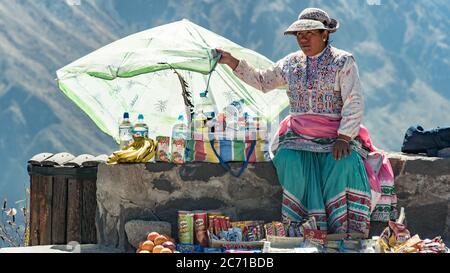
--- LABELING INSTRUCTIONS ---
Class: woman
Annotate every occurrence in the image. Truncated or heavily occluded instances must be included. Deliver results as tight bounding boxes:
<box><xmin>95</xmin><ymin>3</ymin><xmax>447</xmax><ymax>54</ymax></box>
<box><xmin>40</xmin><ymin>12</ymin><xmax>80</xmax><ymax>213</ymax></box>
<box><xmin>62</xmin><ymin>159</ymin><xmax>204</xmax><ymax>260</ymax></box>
<box><xmin>217</xmin><ymin>8</ymin><xmax>372</xmax><ymax>235</ymax></box>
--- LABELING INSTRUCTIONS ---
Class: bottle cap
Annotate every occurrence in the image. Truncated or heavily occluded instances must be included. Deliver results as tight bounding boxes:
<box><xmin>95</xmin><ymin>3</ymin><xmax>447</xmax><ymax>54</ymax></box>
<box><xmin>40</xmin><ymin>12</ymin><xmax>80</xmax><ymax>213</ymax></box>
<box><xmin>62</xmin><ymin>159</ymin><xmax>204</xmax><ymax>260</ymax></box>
<box><xmin>138</xmin><ymin>114</ymin><xmax>144</xmax><ymax>120</ymax></box>
<box><xmin>123</xmin><ymin>112</ymin><xmax>129</xmax><ymax>119</ymax></box>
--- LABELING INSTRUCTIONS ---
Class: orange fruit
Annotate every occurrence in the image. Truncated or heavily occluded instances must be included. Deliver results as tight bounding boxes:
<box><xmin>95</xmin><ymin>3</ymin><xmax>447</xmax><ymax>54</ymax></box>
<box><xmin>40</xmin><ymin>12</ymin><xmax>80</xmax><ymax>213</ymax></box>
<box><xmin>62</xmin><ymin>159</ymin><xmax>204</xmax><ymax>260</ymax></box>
<box><xmin>140</xmin><ymin>240</ymin><xmax>155</xmax><ymax>252</ymax></box>
<box><xmin>138</xmin><ymin>250</ymin><xmax>150</xmax><ymax>253</ymax></box>
<box><xmin>147</xmin><ymin>231</ymin><xmax>160</xmax><ymax>242</ymax></box>
<box><xmin>154</xmin><ymin>235</ymin><xmax>168</xmax><ymax>245</ymax></box>
<box><xmin>160</xmin><ymin>248</ymin><xmax>172</xmax><ymax>253</ymax></box>
<box><xmin>152</xmin><ymin>245</ymin><xmax>164</xmax><ymax>253</ymax></box>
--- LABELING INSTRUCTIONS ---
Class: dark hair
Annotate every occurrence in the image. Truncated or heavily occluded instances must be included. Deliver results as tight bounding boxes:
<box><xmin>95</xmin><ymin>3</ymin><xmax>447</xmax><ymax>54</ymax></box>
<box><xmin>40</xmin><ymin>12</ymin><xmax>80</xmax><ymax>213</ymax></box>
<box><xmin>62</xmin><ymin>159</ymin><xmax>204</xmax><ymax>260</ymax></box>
<box><xmin>319</xmin><ymin>29</ymin><xmax>331</xmax><ymax>46</ymax></box>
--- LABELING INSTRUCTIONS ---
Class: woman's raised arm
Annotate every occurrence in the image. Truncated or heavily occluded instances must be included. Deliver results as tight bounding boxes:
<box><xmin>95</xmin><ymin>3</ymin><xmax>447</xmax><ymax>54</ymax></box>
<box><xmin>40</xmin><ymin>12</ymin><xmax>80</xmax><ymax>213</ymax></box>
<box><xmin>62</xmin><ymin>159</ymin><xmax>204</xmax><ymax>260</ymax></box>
<box><xmin>216</xmin><ymin>48</ymin><xmax>287</xmax><ymax>93</ymax></box>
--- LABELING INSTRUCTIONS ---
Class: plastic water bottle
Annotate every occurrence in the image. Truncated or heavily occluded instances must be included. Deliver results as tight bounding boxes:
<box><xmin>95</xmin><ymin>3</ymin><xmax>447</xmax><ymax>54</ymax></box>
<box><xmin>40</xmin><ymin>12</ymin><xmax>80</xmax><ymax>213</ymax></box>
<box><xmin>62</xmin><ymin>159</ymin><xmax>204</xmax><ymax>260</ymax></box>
<box><xmin>223</xmin><ymin>99</ymin><xmax>244</xmax><ymax>123</ymax></box>
<box><xmin>236</xmin><ymin>114</ymin><xmax>246</xmax><ymax>140</ymax></box>
<box><xmin>132</xmin><ymin>114</ymin><xmax>148</xmax><ymax>138</ymax></box>
<box><xmin>230</xmin><ymin>99</ymin><xmax>244</xmax><ymax>116</ymax></box>
<box><xmin>119</xmin><ymin>112</ymin><xmax>133</xmax><ymax>149</ymax></box>
<box><xmin>171</xmin><ymin>115</ymin><xmax>188</xmax><ymax>164</ymax></box>
<box><xmin>193</xmin><ymin>110</ymin><xmax>207</xmax><ymax>140</ymax></box>
<box><xmin>197</xmin><ymin>91</ymin><xmax>216</xmax><ymax>121</ymax></box>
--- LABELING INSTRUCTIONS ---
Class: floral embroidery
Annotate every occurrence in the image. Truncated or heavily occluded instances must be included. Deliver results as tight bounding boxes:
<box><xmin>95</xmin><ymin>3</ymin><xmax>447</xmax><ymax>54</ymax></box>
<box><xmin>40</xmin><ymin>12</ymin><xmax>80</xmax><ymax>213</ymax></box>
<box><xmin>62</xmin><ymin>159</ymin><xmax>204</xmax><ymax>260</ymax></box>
<box><xmin>282</xmin><ymin>45</ymin><xmax>347</xmax><ymax>115</ymax></box>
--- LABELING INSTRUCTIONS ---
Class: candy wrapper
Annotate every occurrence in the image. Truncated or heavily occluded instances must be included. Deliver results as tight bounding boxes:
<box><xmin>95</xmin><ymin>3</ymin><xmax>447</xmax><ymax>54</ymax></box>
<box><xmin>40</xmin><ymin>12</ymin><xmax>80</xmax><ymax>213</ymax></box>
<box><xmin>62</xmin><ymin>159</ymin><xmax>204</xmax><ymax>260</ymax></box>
<box><xmin>264</xmin><ymin>223</ymin><xmax>275</xmax><ymax>237</ymax></box>
<box><xmin>264</xmin><ymin>221</ymin><xmax>288</xmax><ymax>237</ymax></box>
<box><xmin>218</xmin><ymin>227</ymin><xmax>243</xmax><ymax>242</ymax></box>
<box><xmin>303</xmin><ymin>228</ymin><xmax>327</xmax><ymax>245</ymax></box>
<box><xmin>380</xmin><ymin>220</ymin><xmax>411</xmax><ymax>247</ymax></box>
<box><xmin>418</xmin><ymin>237</ymin><xmax>448</xmax><ymax>253</ymax></box>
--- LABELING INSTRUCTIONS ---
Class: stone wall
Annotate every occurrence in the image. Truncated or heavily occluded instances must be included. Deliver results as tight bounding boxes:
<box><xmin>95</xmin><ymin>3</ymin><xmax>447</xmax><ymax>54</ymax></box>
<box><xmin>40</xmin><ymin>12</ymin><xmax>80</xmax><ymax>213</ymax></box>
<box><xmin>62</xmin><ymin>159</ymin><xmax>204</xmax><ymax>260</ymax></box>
<box><xmin>95</xmin><ymin>153</ymin><xmax>450</xmax><ymax>252</ymax></box>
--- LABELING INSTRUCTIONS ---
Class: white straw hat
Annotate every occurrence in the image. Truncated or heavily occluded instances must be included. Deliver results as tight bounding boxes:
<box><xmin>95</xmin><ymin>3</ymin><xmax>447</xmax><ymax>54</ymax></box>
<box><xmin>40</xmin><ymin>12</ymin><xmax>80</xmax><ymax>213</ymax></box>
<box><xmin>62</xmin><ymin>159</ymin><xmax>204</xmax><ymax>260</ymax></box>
<box><xmin>284</xmin><ymin>8</ymin><xmax>339</xmax><ymax>35</ymax></box>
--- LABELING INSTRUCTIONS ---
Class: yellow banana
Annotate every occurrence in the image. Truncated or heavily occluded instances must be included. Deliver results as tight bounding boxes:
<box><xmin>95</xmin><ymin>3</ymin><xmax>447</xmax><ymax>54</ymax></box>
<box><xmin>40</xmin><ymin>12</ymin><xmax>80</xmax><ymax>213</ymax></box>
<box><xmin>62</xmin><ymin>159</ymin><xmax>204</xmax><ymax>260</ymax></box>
<box><xmin>136</xmin><ymin>139</ymin><xmax>152</xmax><ymax>161</ymax></box>
<box><xmin>113</xmin><ymin>147</ymin><xmax>135</xmax><ymax>157</ymax></box>
<box><xmin>118</xmin><ymin>149</ymin><xmax>141</xmax><ymax>163</ymax></box>
<box><xmin>107</xmin><ymin>154</ymin><xmax>119</xmax><ymax>164</ymax></box>
<box><xmin>109</xmin><ymin>137</ymin><xmax>156</xmax><ymax>163</ymax></box>
<box><xmin>139</xmin><ymin>139</ymin><xmax>156</xmax><ymax>162</ymax></box>
<box><xmin>140</xmin><ymin>149</ymin><xmax>155</xmax><ymax>162</ymax></box>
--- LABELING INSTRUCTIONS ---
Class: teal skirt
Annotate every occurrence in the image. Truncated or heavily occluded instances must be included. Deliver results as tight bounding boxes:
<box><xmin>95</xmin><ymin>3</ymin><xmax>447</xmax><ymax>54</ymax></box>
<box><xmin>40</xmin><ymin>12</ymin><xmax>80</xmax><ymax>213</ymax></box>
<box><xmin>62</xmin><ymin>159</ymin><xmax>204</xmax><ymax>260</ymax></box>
<box><xmin>273</xmin><ymin>148</ymin><xmax>372</xmax><ymax>234</ymax></box>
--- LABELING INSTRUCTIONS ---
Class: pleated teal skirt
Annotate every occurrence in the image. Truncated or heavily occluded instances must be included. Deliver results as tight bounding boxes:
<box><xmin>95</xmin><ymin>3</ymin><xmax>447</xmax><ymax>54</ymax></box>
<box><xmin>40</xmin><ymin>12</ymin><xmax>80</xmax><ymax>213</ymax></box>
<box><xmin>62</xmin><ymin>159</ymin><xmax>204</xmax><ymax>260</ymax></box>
<box><xmin>273</xmin><ymin>148</ymin><xmax>372</xmax><ymax>234</ymax></box>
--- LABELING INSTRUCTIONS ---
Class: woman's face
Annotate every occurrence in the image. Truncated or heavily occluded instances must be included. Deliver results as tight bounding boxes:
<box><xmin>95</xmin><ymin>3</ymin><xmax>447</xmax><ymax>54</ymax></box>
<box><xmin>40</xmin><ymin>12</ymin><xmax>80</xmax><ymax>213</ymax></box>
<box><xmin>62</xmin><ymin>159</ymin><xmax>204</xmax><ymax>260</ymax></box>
<box><xmin>296</xmin><ymin>30</ymin><xmax>328</xmax><ymax>56</ymax></box>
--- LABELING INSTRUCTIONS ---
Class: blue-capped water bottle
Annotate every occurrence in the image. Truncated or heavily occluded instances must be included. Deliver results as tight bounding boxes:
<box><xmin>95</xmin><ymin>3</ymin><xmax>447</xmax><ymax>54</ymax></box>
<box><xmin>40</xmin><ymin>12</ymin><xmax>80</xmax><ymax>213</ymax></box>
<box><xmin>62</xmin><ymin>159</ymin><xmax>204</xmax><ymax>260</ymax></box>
<box><xmin>119</xmin><ymin>112</ymin><xmax>133</xmax><ymax>149</ymax></box>
<box><xmin>132</xmin><ymin>114</ymin><xmax>149</xmax><ymax>138</ymax></box>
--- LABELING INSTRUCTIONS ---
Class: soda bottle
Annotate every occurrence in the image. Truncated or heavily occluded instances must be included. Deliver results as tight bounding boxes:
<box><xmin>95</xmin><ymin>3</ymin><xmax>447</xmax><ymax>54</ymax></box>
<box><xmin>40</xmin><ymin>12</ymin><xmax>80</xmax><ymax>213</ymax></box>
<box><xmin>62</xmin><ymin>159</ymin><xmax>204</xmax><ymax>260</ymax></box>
<box><xmin>132</xmin><ymin>114</ymin><xmax>149</xmax><ymax>138</ymax></box>
<box><xmin>119</xmin><ymin>112</ymin><xmax>133</xmax><ymax>149</ymax></box>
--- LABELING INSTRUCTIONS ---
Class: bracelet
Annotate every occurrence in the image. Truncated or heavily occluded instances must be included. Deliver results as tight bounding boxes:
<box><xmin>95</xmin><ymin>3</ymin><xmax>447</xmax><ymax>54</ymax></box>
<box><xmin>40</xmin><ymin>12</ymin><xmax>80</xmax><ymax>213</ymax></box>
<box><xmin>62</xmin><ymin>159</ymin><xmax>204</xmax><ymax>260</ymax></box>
<box><xmin>336</xmin><ymin>138</ymin><xmax>349</xmax><ymax>144</ymax></box>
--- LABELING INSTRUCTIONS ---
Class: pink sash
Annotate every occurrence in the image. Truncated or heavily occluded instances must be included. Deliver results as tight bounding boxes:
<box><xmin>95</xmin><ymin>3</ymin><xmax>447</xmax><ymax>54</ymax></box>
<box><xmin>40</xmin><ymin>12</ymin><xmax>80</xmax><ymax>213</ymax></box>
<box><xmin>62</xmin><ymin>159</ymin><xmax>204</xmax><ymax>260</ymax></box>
<box><xmin>276</xmin><ymin>115</ymin><xmax>396</xmax><ymax>210</ymax></box>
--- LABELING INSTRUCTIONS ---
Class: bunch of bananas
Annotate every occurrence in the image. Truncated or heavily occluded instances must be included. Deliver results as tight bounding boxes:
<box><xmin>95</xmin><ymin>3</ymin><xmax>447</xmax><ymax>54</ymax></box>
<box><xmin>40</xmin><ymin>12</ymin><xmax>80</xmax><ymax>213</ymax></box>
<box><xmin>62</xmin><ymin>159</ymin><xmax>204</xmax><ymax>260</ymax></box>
<box><xmin>107</xmin><ymin>136</ymin><xmax>156</xmax><ymax>164</ymax></box>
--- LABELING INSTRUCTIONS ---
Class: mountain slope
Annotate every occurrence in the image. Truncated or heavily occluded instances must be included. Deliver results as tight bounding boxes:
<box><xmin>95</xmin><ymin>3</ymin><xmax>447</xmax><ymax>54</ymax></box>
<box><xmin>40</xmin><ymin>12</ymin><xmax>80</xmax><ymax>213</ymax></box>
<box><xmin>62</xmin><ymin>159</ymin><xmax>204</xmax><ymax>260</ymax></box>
<box><xmin>0</xmin><ymin>0</ymin><xmax>449</xmax><ymax>205</ymax></box>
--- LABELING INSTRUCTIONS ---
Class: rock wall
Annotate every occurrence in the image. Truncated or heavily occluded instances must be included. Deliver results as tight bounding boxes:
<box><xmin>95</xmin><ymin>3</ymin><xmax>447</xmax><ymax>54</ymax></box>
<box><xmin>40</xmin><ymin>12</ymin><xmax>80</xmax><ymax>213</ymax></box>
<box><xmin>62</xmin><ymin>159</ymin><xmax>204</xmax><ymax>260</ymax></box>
<box><xmin>95</xmin><ymin>153</ymin><xmax>450</xmax><ymax>252</ymax></box>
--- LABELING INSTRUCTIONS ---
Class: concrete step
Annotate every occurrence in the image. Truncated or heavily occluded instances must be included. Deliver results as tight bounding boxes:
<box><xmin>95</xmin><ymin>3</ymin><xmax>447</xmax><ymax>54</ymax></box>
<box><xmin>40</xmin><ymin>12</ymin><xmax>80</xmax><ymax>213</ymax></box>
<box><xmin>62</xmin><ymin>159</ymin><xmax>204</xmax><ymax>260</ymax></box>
<box><xmin>0</xmin><ymin>244</ymin><xmax>122</xmax><ymax>253</ymax></box>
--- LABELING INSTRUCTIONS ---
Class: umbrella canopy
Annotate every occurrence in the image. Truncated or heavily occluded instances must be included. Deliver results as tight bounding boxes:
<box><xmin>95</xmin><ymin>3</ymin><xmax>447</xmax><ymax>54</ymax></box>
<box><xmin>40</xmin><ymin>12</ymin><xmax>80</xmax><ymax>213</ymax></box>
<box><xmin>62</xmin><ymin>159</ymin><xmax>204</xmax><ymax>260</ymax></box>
<box><xmin>56</xmin><ymin>19</ymin><xmax>288</xmax><ymax>143</ymax></box>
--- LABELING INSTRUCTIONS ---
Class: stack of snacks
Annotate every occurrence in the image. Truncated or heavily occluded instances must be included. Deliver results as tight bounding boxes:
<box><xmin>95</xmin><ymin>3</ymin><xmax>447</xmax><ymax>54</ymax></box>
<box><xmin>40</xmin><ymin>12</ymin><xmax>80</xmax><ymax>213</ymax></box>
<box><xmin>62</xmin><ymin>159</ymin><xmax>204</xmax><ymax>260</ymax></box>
<box><xmin>264</xmin><ymin>221</ymin><xmax>286</xmax><ymax>237</ymax></box>
<box><xmin>178</xmin><ymin>210</ymin><xmax>212</xmax><ymax>247</ymax></box>
<box><xmin>231</xmin><ymin>221</ymin><xmax>265</xmax><ymax>242</ymax></box>
<box><xmin>376</xmin><ymin>213</ymin><xmax>449</xmax><ymax>253</ymax></box>
<box><xmin>208</xmin><ymin>213</ymin><xmax>231</xmax><ymax>240</ymax></box>
<box><xmin>418</xmin><ymin>237</ymin><xmax>448</xmax><ymax>253</ymax></box>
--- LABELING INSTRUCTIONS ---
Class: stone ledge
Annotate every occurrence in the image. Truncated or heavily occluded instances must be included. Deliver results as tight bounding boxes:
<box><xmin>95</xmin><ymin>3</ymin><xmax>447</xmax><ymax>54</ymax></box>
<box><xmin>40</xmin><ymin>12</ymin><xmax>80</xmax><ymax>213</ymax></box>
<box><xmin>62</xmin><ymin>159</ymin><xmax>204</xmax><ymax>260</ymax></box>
<box><xmin>95</xmin><ymin>153</ymin><xmax>450</xmax><ymax>252</ymax></box>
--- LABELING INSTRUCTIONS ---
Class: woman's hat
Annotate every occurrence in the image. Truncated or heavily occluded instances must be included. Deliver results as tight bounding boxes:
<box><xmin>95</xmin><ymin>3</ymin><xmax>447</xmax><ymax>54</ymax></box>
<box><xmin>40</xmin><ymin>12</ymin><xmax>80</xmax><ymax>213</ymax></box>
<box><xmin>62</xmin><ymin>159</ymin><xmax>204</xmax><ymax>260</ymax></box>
<box><xmin>284</xmin><ymin>8</ymin><xmax>339</xmax><ymax>35</ymax></box>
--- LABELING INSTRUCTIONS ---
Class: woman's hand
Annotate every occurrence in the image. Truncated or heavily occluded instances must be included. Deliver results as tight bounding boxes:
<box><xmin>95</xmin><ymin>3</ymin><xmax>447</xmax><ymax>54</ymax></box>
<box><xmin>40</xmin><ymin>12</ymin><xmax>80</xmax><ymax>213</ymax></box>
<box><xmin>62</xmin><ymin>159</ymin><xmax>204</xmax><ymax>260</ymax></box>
<box><xmin>333</xmin><ymin>134</ymin><xmax>352</xmax><ymax>160</ymax></box>
<box><xmin>215</xmin><ymin>48</ymin><xmax>239</xmax><ymax>70</ymax></box>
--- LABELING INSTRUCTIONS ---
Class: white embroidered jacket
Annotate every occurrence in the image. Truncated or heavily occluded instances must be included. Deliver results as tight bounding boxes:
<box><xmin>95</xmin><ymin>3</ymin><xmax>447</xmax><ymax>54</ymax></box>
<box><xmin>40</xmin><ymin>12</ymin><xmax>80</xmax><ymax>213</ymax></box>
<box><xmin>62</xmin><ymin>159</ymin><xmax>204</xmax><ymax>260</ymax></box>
<box><xmin>233</xmin><ymin>45</ymin><xmax>364</xmax><ymax>139</ymax></box>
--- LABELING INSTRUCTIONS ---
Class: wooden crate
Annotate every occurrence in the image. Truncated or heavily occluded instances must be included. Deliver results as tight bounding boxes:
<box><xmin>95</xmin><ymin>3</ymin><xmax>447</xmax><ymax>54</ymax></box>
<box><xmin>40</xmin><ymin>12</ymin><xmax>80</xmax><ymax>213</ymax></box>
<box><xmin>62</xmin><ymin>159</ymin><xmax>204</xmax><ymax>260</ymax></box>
<box><xmin>28</xmin><ymin>164</ymin><xmax>98</xmax><ymax>245</ymax></box>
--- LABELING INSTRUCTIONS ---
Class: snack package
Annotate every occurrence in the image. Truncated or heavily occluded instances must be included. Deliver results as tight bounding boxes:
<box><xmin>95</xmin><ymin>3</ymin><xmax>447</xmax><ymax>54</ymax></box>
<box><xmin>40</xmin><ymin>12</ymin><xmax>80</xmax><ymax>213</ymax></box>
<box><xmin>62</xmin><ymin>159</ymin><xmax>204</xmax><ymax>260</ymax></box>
<box><xmin>178</xmin><ymin>211</ymin><xmax>194</xmax><ymax>244</ymax></box>
<box><xmin>303</xmin><ymin>228</ymin><xmax>327</xmax><ymax>245</ymax></box>
<box><xmin>208</xmin><ymin>215</ymin><xmax>215</xmax><ymax>235</ymax></box>
<box><xmin>193</xmin><ymin>210</ymin><xmax>209</xmax><ymax>247</ymax></box>
<box><xmin>171</xmin><ymin>138</ymin><xmax>186</xmax><ymax>164</ymax></box>
<box><xmin>393</xmin><ymin>234</ymin><xmax>422</xmax><ymax>253</ymax></box>
<box><xmin>264</xmin><ymin>223</ymin><xmax>275</xmax><ymax>237</ymax></box>
<box><xmin>385</xmin><ymin>221</ymin><xmax>411</xmax><ymax>247</ymax></box>
<box><xmin>274</xmin><ymin>221</ymin><xmax>286</xmax><ymax>237</ymax></box>
<box><xmin>244</xmin><ymin>222</ymin><xmax>265</xmax><ymax>241</ymax></box>
<box><xmin>155</xmin><ymin>136</ymin><xmax>170</xmax><ymax>162</ymax></box>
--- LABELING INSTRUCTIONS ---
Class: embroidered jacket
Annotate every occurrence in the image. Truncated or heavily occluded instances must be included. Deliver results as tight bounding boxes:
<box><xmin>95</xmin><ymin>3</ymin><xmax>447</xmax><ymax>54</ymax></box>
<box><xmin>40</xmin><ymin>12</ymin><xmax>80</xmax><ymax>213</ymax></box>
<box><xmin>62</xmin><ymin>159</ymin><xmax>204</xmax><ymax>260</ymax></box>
<box><xmin>233</xmin><ymin>45</ymin><xmax>364</xmax><ymax>139</ymax></box>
